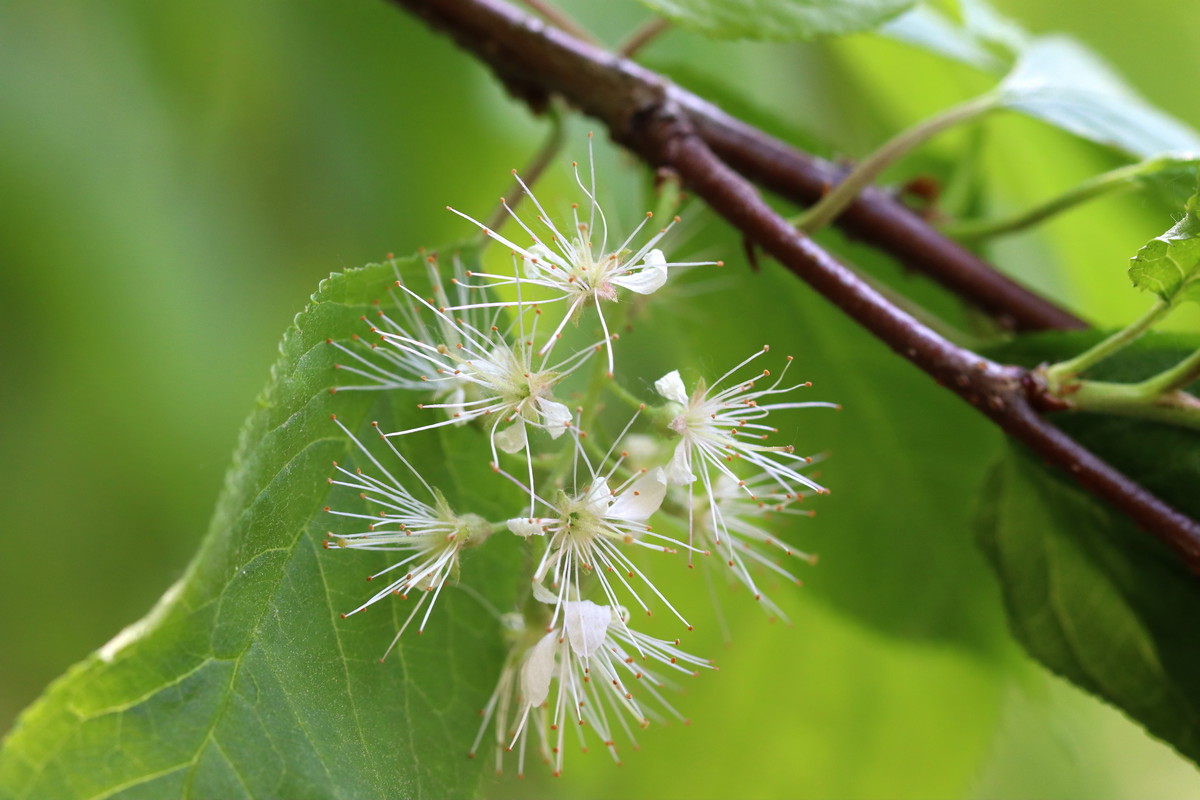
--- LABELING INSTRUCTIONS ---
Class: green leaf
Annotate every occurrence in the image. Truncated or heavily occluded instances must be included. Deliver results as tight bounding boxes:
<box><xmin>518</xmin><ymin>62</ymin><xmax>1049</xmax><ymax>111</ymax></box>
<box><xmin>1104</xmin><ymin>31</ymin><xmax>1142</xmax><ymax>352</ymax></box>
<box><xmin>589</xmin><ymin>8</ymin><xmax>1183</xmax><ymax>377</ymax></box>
<box><xmin>880</xmin><ymin>0</ymin><xmax>1028</xmax><ymax>72</ymax></box>
<box><xmin>997</xmin><ymin>37</ymin><xmax>1200</xmax><ymax>159</ymax></box>
<box><xmin>885</xmin><ymin>8</ymin><xmax>1200</xmax><ymax>162</ymax></box>
<box><xmin>957</xmin><ymin>0</ymin><xmax>1028</xmax><ymax>56</ymax></box>
<box><xmin>1130</xmin><ymin>179</ymin><xmax>1200</xmax><ymax>305</ymax></box>
<box><xmin>881</xmin><ymin>5</ymin><xmax>1007</xmax><ymax>72</ymax></box>
<box><xmin>976</xmin><ymin>446</ymin><xmax>1200</xmax><ymax>767</ymax></box>
<box><xmin>0</xmin><ymin>256</ymin><xmax>520</xmax><ymax>800</ymax></box>
<box><xmin>978</xmin><ymin>329</ymin><xmax>1200</xmax><ymax>766</ymax></box>
<box><xmin>630</xmin><ymin>0</ymin><xmax>915</xmax><ymax>41</ymax></box>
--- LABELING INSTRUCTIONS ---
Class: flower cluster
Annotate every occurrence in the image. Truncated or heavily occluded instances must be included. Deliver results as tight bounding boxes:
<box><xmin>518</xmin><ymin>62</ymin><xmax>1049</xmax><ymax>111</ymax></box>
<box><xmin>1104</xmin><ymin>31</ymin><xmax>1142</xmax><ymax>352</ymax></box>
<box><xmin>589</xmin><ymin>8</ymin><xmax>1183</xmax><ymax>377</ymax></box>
<box><xmin>470</xmin><ymin>599</ymin><xmax>711</xmax><ymax>777</ymax></box>
<box><xmin>322</xmin><ymin>140</ymin><xmax>835</xmax><ymax>776</ymax></box>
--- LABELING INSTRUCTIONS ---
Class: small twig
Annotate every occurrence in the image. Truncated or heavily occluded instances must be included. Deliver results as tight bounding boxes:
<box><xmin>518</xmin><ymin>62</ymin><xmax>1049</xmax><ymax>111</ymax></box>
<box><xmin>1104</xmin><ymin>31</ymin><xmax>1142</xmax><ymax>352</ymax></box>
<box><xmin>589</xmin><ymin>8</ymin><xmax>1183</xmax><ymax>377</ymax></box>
<box><xmin>945</xmin><ymin>156</ymin><xmax>1200</xmax><ymax>242</ymax></box>
<box><xmin>1044</xmin><ymin>300</ymin><xmax>1200</xmax><ymax>426</ymax></box>
<box><xmin>742</xmin><ymin>236</ymin><xmax>761</xmax><ymax>272</ymax></box>
<box><xmin>484</xmin><ymin>105</ymin><xmax>566</xmax><ymax>234</ymax></box>
<box><xmin>796</xmin><ymin>94</ymin><xmax>1000</xmax><ymax>234</ymax></box>
<box><xmin>945</xmin><ymin>163</ymin><xmax>1144</xmax><ymax>241</ymax></box>
<box><xmin>618</xmin><ymin>17</ymin><xmax>671</xmax><ymax>58</ymax></box>
<box><xmin>516</xmin><ymin>0</ymin><xmax>597</xmax><ymax>44</ymax></box>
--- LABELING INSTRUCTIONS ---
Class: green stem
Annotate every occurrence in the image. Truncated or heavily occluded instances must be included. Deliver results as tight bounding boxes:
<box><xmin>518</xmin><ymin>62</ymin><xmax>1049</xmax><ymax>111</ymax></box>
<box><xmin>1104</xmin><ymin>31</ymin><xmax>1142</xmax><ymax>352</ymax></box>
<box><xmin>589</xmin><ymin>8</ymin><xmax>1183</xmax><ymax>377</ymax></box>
<box><xmin>795</xmin><ymin>93</ymin><xmax>1000</xmax><ymax>235</ymax></box>
<box><xmin>604</xmin><ymin>378</ymin><xmax>680</xmax><ymax>426</ymax></box>
<box><xmin>943</xmin><ymin>158</ymin><xmax>1172</xmax><ymax>241</ymax></box>
<box><xmin>1066</xmin><ymin>378</ymin><xmax>1200</xmax><ymax>431</ymax></box>
<box><xmin>653</xmin><ymin>169</ymin><xmax>683</xmax><ymax>222</ymax></box>
<box><xmin>605</xmin><ymin>377</ymin><xmax>649</xmax><ymax>412</ymax></box>
<box><xmin>1045</xmin><ymin>299</ymin><xmax>1171</xmax><ymax>389</ymax></box>
<box><xmin>1134</xmin><ymin>348</ymin><xmax>1200</xmax><ymax>396</ymax></box>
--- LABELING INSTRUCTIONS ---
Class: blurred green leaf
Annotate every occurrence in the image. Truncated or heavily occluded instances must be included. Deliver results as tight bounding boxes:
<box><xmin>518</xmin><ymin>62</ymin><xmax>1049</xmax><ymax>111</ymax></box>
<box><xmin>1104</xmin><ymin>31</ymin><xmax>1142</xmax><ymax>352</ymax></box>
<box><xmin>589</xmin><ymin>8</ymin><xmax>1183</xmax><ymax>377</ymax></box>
<box><xmin>879</xmin><ymin>0</ymin><xmax>1027</xmax><ymax>74</ymax></box>
<box><xmin>1130</xmin><ymin>178</ymin><xmax>1200</xmax><ymax>305</ymax></box>
<box><xmin>998</xmin><ymin>37</ymin><xmax>1200</xmax><ymax>158</ymax></box>
<box><xmin>631</xmin><ymin>0</ymin><xmax>915</xmax><ymax>41</ymax></box>
<box><xmin>885</xmin><ymin>9</ymin><xmax>1200</xmax><ymax>163</ymax></box>
<box><xmin>978</xmin><ymin>330</ymin><xmax>1200</xmax><ymax>767</ymax></box>
<box><xmin>0</xmin><ymin>257</ymin><xmax>520</xmax><ymax>800</ymax></box>
<box><xmin>957</xmin><ymin>0</ymin><xmax>1028</xmax><ymax>55</ymax></box>
<box><xmin>976</xmin><ymin>446</ymin><xmax>1200</xmax><ymax>767</ymax></box>
<box><xmin>528</xmin><ymin>592</ymin><xmax>1006</xmax><ymax>800</ymax></box>
<box><xmin>882</xmin><ymin>5</ymin><xmax>1005</xmax><ymax>71</ymax></box>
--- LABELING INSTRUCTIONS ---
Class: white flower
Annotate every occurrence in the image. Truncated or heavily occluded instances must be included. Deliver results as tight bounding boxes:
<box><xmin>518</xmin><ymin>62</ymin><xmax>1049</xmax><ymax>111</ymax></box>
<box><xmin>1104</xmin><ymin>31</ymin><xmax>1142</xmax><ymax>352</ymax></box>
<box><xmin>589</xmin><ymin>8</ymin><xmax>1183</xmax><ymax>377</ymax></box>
<box><xmin>504</xmin><ymin>442</ymin><xmax>699</xmax><ymax>630</ymax></box>
<box><xmin>371</xmin><ymin>283</ymin><xmax>596</xmax><ymax>470</ymax></box>
<box><xmin>694</xmin><ymin>471</ymin><xmax>819</xmax><ymax>620</ymax></box>
<box><xmin>469</xmin><ymin>612</ymin><xmax>546</xmax><ymax>777</ymax></box>
<box><xmin>328</xmin><ymin>253</ymin><xmax>482</xmax><ymax>402</ymax></box>
<box><xmin>655</xmin><ymin>347</ymin><xmax>838</xmax><ymax>500</ymax></box>
<box><xmin>324</xmin><ymin>415</ymin><xmax>493</xmax><ymax>659</ymax></box>
<box><xmin>471</xmin><ymin>600</ymin><xmax>712</xmax><ymax>777</ymax></box>
<box><xmin>446</xmin><ymin>136</ymin><xmax>721</xmax><ymax>376</ymax></box>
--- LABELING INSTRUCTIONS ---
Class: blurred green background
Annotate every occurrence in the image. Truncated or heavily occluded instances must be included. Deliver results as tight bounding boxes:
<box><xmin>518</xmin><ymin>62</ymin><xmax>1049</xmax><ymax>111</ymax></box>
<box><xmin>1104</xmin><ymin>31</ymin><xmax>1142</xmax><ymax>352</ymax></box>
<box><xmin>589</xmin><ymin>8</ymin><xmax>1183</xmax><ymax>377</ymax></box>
<box><xmin>2</xmin><ymin>0</ymin><xmax>1199</xmax><ymax>797</ymax></box>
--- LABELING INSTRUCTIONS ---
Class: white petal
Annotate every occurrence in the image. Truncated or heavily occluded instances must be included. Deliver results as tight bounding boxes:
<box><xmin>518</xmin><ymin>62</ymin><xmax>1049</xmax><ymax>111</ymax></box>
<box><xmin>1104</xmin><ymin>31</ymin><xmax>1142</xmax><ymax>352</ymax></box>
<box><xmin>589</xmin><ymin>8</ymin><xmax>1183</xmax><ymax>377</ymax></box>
<box><xmin>536</xmin><ymin>397</ymin><xmax>572</xmax><ymax>439</ymax></box>
<box><xmin>564</xmin><ymin>600</ymin><xmax>612</xmax><ymax>658</ymax></box>
<box><xmin>607</xmin><ymin>467</ymin><xmax>667</xmax><ymax>522</ymax></box>
<box><xmin>495</xmin><ymin>420</ymin><xmax>527</xmax><ymax>453</ymax></box>
<box><xmin>531</xmin><ymin>580</ymin><xmax>559</xmax><ymax>605</ymax></box>
<box><xmin>521</xmin><ymin>631</ymin><xmax>558</xmax><ymax>708</ymax></box>
<box><xmin>654</xmin><ymin>370</ymin><xmax>689</xmax><ymax>405</ymax></box>
<box><xmin>584</xmin><ymin>477</ymin><xmax>612</xmax><ymax>516</ymax></box>
<box><xmin>665</xmin><ymin>441</ymin><xmax>696</xmax><ymax>485</ymax></box>
<box><xmin>507</xmin><ymin>518</ymin><xmax>549</xmax><ymax>537</ymax></box>
<box><xmin>611</xmin><ymin>249</ymin><xmax>668</xmax><ymax>295</ymax></box>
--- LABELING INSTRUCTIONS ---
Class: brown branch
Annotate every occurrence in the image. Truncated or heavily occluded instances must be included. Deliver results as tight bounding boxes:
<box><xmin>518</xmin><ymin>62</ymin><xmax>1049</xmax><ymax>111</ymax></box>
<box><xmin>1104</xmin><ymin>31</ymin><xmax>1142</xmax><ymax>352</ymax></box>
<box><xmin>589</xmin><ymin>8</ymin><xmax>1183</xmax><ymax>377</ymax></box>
<box><xmin>394</xmin><ymin>0</ymin><xmax>1083</xmax><ymax>333</ymax></box>
<box><xmin>384</xmin><ymin>0</ymin><xmax>1200</xmax><ymax>567</ymax></box>
<box><xmin>692</xmin><ymin>119</ymin><xmax>1085</xmax><ymax>332</ymax></box>
<box><xmin>515</xmin><ymin>0</ymin><xmax>595</xmax><ymax>45</ymax></box>
<box><xmin>631</xmin><ymin>112</ymin><xmax>1200</xmax><ymax>568</ymax></box>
